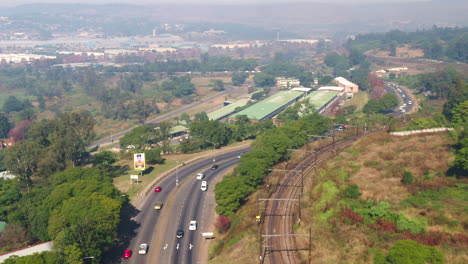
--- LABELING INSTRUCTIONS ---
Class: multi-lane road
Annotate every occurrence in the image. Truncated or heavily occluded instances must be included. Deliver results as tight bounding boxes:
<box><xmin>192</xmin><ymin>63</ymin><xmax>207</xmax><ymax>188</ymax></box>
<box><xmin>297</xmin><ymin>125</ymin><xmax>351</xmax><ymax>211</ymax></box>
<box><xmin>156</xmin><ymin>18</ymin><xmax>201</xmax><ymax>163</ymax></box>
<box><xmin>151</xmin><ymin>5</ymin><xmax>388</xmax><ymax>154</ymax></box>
<box><xmin>385</xmin><ymin>82</ymin><xmax>416</xmax><ymax>116</ymax></box>
<box><xmin>124</xmin><ymin>147</ymin><xmax>248</xmax><ymax>264</ymax></box>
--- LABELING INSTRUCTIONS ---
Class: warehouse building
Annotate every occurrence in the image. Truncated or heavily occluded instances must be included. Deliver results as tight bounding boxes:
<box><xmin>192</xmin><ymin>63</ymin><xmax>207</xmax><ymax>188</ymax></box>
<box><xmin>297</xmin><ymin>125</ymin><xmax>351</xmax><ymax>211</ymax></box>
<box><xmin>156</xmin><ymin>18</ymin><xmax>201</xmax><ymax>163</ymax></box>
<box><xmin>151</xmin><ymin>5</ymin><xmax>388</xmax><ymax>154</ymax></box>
<box><xmin>228</xmin><ymin>90</ymin><xmax>306</xmax><ymax>122</ymax></box>
<box><xmin>207</xmin><ymin>98</ymin><xmax>250</xmax><ymax>121</ymax></box>
<box><xmin>333</xmin><ymin>77</ymin><xmax>359</xmax><ymax>98</ymax></box>
<box><xmin>302</xmin><ymin>87</ymin><xmax>345</xmax><ymax>115</ymax></box>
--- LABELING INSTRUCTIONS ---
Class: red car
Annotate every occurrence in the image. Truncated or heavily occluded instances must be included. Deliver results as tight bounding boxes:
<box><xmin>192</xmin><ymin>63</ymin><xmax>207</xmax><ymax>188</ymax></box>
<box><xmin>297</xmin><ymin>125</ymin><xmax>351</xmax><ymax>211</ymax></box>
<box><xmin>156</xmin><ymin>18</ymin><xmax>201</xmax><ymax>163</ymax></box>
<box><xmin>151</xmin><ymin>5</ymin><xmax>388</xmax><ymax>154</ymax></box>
<box><xmin>154</xmin><ymin>186</ymin><xmax>162</xmax><ymax>192</ymax></box>
<box><xmin>122</xmin><ymin>249</ymin><xmax>132</xmax><ymax>259</ymax></box>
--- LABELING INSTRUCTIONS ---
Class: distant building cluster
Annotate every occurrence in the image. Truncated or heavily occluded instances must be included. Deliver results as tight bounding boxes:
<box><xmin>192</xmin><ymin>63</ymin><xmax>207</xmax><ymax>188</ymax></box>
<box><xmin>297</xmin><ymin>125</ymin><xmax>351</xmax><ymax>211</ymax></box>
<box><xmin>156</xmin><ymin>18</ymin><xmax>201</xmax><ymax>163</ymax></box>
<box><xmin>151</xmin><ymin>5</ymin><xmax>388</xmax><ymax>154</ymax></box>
<box><xmin>276</xmin><ymin>78</ymin><xmax>301</xmax><ymax>89</ymax></box>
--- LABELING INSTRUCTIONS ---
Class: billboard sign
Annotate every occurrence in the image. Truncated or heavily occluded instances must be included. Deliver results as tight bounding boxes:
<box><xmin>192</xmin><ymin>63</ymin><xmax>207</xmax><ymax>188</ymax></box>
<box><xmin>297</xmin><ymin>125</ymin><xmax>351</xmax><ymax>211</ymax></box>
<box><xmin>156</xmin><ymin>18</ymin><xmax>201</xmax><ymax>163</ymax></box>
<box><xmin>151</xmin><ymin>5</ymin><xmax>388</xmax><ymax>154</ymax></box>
<box><xmin>134</xmin><ymin>153</ymin><xmax>146</xmax><ymax>170</ymax></box>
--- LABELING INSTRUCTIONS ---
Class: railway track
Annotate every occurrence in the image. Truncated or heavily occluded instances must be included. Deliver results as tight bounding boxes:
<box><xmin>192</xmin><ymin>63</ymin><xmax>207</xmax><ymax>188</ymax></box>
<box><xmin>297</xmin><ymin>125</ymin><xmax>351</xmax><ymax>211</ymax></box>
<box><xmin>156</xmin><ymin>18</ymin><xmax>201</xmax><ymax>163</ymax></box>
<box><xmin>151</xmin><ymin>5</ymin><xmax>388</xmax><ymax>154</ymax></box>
<box><xmin>262</xmin><ymin>135</ymin><xmax>359</xmax><ymax>264</ymax></box>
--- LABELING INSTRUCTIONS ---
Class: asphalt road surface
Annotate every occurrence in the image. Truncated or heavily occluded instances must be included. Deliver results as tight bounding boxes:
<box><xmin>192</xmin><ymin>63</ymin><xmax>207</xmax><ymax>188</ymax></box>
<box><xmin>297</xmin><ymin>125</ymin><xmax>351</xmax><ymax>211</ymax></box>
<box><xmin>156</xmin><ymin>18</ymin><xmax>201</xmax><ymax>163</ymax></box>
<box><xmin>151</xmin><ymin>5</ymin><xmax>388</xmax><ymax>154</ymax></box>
<box><xmin>124</xmin><ymin>147</ymin><xmax>247</xmax><ymax>264</ymax></box>
<box><xmin>385</xmin><ymin>82</ymin><xmax>416</xmax><ymax>117</ymax></box>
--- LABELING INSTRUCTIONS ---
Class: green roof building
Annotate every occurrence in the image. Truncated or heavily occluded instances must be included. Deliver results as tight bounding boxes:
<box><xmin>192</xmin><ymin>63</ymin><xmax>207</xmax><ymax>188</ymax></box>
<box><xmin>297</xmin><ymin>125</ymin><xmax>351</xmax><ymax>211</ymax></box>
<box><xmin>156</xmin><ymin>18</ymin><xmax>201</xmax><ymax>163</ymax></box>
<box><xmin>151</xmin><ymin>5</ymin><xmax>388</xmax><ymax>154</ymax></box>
<box><xmin>303</xmin><ymin>90</ymin><xmax>340</xmax><ymax>113</ymax></box>
<box><xmin>229</xmin><ymin>90</ymin><xmax>305</xmax><ymax>122</ymax></box>
<box><xmin>169</xmin><ymin>125</ymin><xmax>189</xmax><ymax>138</ymax></box>
<box><xmin>207</xmin><ymin>98</ymin><xmax>250</xmax><ymax>121</ymax></box>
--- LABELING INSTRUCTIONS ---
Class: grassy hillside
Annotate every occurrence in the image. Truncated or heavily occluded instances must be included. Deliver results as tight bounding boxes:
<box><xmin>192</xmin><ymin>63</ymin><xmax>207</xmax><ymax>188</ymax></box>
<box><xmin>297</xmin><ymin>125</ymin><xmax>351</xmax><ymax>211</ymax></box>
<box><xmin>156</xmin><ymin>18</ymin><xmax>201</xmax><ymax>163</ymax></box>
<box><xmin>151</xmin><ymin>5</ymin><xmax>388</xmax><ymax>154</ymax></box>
<box><xmin>209</xmin><ymin>131</ymin><xmax>467</xmax><ymax>264</ymax></box>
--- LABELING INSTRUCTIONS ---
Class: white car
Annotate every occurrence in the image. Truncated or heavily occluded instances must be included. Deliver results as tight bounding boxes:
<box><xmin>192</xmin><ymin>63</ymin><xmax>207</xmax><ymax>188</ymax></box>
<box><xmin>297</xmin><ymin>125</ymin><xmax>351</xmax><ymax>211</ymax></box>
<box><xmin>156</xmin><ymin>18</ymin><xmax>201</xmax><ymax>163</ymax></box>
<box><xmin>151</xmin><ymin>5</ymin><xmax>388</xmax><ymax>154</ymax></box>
<box><xmin>196</xmin><ymin>173</ymin><xmax>204</xmax><ymax>180</ymax></box>
<box><xmin>201</xmin><ymin>181</ymin><xmax>207</xmax><ymax>191</ymax></box>
<box><xmin>138</xmin><ymin>243</ymin><xmax>148</xmax><ymax>255</ymax></box>
<box><xmin>189</xmin><ymin>220</ymin><xmax>197</xmax><ymax>231</ymax></box>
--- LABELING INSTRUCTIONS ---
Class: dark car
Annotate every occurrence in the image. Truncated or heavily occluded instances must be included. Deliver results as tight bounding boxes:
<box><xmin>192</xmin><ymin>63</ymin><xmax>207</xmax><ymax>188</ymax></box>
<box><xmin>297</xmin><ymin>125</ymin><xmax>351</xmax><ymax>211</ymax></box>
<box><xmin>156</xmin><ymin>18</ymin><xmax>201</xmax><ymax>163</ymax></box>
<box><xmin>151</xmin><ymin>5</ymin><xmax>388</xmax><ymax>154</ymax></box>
<box><xmin>154</xmin><ymin>186</ymin><xmax>162</xmax><ymax>192</ymax></box>
<box><xmin>211</xmin><ymin>164</ymin><xmax>219</xmax><ymax>170</ymax></box>
<box><xmin>122</xmin><ymin>249</ymin><xmax>132</xmax><ymax>259</ymax></box>
<box><xmin>176</xmin><ymin>229</ymin><xmax>184</xmax><ymax>238</ymax></box>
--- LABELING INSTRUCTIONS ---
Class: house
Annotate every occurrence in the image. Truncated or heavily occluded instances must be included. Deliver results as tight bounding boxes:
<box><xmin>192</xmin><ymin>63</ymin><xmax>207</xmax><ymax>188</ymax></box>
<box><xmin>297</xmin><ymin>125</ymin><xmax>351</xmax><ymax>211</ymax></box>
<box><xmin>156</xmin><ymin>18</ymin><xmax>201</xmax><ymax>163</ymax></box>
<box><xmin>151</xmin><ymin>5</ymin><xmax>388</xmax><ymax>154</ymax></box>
<box><xmin>0</xmin><ymin>138</ymin><xmax>15</xmax><ymax>149</ymax></box>
<box><xmin>333</xmin><ymin>77</ymin><xmax>359</xmax><ymax>98</ymax></box>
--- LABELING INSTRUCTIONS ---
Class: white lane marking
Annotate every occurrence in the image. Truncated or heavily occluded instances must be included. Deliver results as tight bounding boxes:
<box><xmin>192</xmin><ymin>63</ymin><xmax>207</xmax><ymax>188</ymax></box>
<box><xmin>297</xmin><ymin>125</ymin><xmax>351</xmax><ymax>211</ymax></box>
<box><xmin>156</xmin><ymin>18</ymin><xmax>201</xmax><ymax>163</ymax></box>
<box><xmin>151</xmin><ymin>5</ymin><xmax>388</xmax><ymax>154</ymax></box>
<box><xmin>176</xmin><ymin>243</ymin><xmax>180</xmax><ymax>250</ymax></box>
<box><xmin>163</xmin><ymin>244</ymin><xmax>168</xmax><ymax>250</ymax></box>
<box><xmin>189</xmin><ymin>243</ymin><xmax>193</xmax><ymax>250</ymax></box>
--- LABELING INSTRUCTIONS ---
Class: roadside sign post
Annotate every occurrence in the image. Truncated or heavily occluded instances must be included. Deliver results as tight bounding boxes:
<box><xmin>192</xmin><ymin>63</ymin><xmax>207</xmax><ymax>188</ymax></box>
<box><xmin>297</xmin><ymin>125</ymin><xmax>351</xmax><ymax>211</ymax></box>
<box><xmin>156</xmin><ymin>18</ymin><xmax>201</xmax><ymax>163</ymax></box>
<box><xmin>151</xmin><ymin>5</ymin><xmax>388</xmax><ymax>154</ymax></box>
<box><xmin>130</xmin><ymin>174</ymin><xmax>138</xmax><ymax>193</ymax></box>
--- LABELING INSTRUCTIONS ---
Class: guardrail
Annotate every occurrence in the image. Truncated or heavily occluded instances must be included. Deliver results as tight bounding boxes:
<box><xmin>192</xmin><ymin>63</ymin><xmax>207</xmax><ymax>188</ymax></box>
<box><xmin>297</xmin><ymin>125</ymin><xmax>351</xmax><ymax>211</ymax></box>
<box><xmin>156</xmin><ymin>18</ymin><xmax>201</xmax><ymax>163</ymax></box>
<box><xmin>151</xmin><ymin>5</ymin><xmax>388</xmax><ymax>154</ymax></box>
<box><xmin>390</xmin><ymin>127</ymin><xmax>453</xmax><ymax>136</ymax></box>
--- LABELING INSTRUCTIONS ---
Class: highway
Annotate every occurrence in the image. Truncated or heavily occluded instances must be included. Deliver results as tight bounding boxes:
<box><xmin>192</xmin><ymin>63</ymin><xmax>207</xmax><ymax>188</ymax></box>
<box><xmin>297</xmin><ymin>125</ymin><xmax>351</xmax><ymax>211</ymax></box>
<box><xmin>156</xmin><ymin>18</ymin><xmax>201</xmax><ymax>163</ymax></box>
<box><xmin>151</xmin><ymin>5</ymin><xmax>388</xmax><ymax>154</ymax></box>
<box><xmin>124</xmin><ymin>147</ymin><xmax>247</xmax><ymax>264</ymax></box>
<box><xmin>385</xmin><ymin>82</ymin><xmax>416</xmax><ymax>116</ymax></box>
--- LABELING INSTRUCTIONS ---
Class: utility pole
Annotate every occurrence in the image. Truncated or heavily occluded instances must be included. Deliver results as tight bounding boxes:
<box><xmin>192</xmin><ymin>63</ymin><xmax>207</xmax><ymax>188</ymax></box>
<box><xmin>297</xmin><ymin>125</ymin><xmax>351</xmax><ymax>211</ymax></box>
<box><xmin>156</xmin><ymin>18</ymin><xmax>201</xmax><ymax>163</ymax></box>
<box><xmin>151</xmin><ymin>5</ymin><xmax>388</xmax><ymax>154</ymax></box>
<box><xmin>309</xmin><ymin>227</ymin><xmax>312</xmax><ymax>264</ymax></box>
<box><xmin>176</xmin><ymin>160</ymin><xmax>179</xmax><ymax>187</ymax></box>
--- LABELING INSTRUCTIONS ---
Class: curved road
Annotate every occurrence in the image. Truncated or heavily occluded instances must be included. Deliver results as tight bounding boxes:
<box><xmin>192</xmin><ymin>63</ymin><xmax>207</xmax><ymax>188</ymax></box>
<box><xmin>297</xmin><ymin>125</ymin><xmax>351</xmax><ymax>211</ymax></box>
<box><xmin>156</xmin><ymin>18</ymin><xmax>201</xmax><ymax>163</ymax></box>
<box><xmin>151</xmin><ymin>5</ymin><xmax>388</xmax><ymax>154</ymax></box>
<box><xmin>124</xmin><ymin>147</ymin><xmax>247</xmax><ymax>264</ymax></box>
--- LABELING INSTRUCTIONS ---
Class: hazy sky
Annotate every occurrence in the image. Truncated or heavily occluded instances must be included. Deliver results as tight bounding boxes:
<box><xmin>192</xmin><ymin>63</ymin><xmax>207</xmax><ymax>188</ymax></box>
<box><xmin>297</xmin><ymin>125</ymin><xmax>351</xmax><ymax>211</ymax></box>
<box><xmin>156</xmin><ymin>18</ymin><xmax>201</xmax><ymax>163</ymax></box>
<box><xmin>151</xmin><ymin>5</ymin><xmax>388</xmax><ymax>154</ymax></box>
<box><xmin>0</xmin><ymin>0</ymin><xmax>430</xmax><ymax>7</ymax></box>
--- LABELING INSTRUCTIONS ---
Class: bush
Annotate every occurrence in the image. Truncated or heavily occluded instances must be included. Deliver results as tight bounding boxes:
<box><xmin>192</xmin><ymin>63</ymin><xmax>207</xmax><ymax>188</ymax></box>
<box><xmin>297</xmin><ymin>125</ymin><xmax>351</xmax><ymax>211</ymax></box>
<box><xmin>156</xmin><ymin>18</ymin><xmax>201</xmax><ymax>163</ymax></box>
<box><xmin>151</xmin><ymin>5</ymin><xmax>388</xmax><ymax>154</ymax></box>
<box><xmin>401</xmin><ymin>171</ymin><xmax>414</xmax><ymax>184</ymax></box>
<box><xmin>214</xmin><ymin>215</ymin><xmax>231</xmax><ymax>233</ymax></box>
<box><xmin>343</xmin><ymin>184</ymin><xmax>361</xmax><ymax>199</ymax></box>
<box><xmin>395</xmin><ymin>214</ymin><xmax>426</xmax><ymax>234</ymax></box>
<box><xmin>386</xmin><ymin>240</ymin><xmax>444</xmax><ymax>264</ymax></box>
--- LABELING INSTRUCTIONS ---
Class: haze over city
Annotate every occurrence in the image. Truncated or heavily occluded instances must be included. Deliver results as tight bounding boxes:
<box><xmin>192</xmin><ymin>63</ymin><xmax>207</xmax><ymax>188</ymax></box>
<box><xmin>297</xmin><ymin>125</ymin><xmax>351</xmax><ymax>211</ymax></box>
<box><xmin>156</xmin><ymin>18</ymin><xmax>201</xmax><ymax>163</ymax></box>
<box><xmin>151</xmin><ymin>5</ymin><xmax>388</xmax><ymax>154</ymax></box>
<box><xmin>0</xmin><ymin>0</ymin><xmax>433</xmax><ymax>7</ymax></box>
<box><xmin>0</xmin><ymin>0</ymin><xmax>466</xmax><ymax>263</ymax></box>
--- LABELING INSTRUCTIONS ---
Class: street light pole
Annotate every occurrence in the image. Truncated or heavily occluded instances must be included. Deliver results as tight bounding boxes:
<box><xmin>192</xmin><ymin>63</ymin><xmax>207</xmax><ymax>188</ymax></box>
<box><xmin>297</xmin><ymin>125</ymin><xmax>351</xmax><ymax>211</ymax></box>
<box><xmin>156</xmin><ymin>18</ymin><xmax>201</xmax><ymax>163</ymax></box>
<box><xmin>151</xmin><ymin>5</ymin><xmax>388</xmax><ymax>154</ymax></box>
<box><xmin>176</xmin><ymin>160</ymin><xmax>179</xmax><ymax>187</ymax></box>
<box><xmin>205</xmin><ymin>139</ymin><xmax>216</xmax><ymax>162</ymax></box>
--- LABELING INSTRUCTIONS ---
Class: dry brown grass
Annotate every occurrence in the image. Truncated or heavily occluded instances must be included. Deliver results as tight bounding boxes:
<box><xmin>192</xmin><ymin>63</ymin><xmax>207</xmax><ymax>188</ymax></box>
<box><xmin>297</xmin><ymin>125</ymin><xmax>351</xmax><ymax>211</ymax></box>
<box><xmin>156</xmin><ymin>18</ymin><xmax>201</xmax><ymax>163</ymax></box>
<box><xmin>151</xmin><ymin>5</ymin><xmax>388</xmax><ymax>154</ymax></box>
<box><xmin>210</xmin><ymin>131</ymin><xmax>462</xmax><ymax>264</ymax></box>
<box><xmin>348</xmin><ymin>132</ymin><xmax>454</xmax><ymax>203</ymax></box>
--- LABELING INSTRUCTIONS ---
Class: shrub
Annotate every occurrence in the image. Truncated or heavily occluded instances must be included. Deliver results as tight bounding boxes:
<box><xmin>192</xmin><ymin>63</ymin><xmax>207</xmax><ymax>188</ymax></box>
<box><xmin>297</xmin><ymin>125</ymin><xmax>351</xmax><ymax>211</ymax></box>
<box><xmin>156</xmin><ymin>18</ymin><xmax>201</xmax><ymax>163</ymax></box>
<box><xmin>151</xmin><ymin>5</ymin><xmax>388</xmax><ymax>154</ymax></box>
<box><xmin>343</xmin><ymin>184</ymin><xmax>361</xmax><ymax>199</ymax></box>
<box><xmin>395</xmin><ymin>214</ymin><xmax>425</xmax><ymax>234</ymax></box>
<box><xmin>386</xmin><ymin>240</ymin><xmax>444</xmax><ymax>264</ymax></box>
<box><xmin>401</xmin><ymin>171</ymin><xmax>414</xmax><ymax>184</ymax></box>
<box><xmin>214</xmin><ymin>215</ymin><xmax>231</xmax><ymax>233</ymax></box>
<box><xmin>340</xmin><ymin>208</ymin><xmax>364</xmax><ymax>224</ymax></box>
<box><xmin>372</xmin><ymin>218</ymin><xmax>398</xmax><ymax>233</ymax></box>
<box><xmin>373</xmin><ymin>250</ymin><xmax>388</xmax><ymax>264</ymax></box>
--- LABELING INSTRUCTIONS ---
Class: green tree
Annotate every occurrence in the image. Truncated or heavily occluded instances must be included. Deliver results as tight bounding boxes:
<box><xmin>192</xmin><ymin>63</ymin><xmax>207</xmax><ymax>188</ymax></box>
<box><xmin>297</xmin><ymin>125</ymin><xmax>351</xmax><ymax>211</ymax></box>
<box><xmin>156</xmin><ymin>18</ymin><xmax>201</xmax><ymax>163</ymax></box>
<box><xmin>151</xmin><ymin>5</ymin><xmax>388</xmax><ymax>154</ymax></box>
<box><xmin>0</xmin><ymin>178</ymin><xmax>21</xmax><ymax>220</ymax></box>
<box><xmin>154</xmin><ymin>121</ymin><xmax>173</xmax><ymax>154</ymax></box>
<box><xmin>51</xmin><ymin>112</ymin><xmax>95</xmax><ymax>166</ymax></box>
<box><xmin>389</xmin><ymin>41</ymin><xmax>397</xmax><ymax>56</ymax></box>
<box><xmin>253</xmin><ymin>73</ymin><xmax>275</xmax><ymax>87</ymax></box>
<box><xmin>213</xmin><ymin>80</ymin><xmax>225</xmax><ymax>91</ymax></box>
<box><xmin>214</xmin><ymin>177</ymin><xmax>250</xmax><ymax>217</ymax></box>
<box><xmin>49</xmin><ymin>193</ymin><xmax>121</xmax><ymax>262</ymax></box>
<box><xmin>4</xmin><ymin>140</ymin><xmax>43</xmax><ymax>191</ymax></box>
<box><xmin>3</xmin><ymin>96</ymin><xmax>23</xmax><ymax>113</ymax></box>
<box><xmin>348</xmin><ymin>48</ymin><xmax>366</xmax><ymax>66</ymax></box>
<box><xmin>350</xmin><ymin>67</ymin><xmax>371</xmax><ymax>91</ymax></box>
<box><xmin>119</xmin><ymin>125</ymin><xmax>155</xmax><ymax>150</ymax></box>
<box><xmin>232</xmin><ymin>72</ymin><xmax>249</xmax><ymax>86</ymax></box>
<box><xmin>3</xmin><ymin>252</ymin><xmax>60</xmax><ymax>264</ymax></box>
<box><xmin>180</xmin><ymin>113</ymin><xmax>191</xmax><ymax>124</ymax></box>
<box><xmin>451</xmin><ymin>100</ymin><xmax>468</xmax><ymax>126</ymax></box>
<box><xmin>194</xmin><ymin>112</ymin><xmax>209</xmax><ymax>122</ymax></box>
<box><xmin>324</xmin><ymin>52</ymin><xmax>342</xmax><ymax>67</ymax></box>
<box><xmin>18</xmin><ymin>108</ymin><xmax>36</xmax><ymax>122</ymax></box>
<box><xmin>63</xmin><ymin>245</ymin><xmax>83</xmax><ymax>264</ymax></box>
<box><xmin>145</xmin><ymin>148</ymin><xmax>164</xmax><ymax>164</ymax></box>
<box><xmin>92</xmin><ymin>151</ymin><xmax>117</xmax><ymax>168</ymax></box>
<box><xmin>0</xmin><ymin>113</ymin><xmax>11</xmax><ymax>139</ymax></box>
